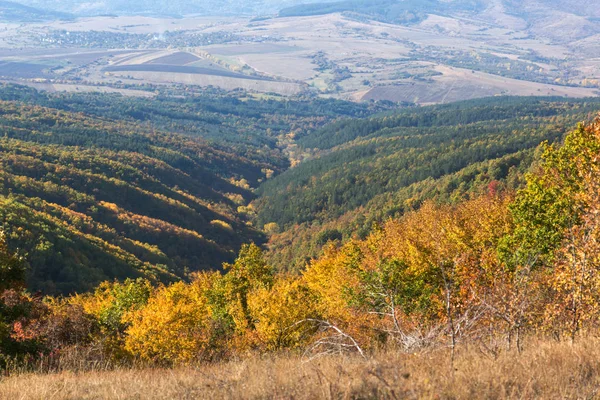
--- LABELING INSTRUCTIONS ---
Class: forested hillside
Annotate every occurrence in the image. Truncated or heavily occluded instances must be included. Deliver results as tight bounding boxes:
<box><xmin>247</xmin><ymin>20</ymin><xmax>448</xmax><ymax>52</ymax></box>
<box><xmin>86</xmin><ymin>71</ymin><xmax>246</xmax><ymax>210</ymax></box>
<box><xmin>0</xmin><ymin>85</ymin><xmax>382</xmax><ymax>294</ymax></box>
<box><xmin>0</xmin><ymin>85</ymin><xmax>380</xmax><ymax>160</ymax></box>
<box><xmin>256</xmin><ymin>97</ymin><xmax>600</xmax><ymax>270</ymax></box>
<box><xmin>4</xmin><ymin>117</ymin><xmax>600</xmax><ymax>383</ymax></box>
<box><xmin>0</xmin><ymin>101</ymin><xmax>268</xmax><ymax>294</ymax></box>
<box><xmin>2</xmin><ymin>85</ymin><xmax>599</xmax><ymax>293</ymax></box>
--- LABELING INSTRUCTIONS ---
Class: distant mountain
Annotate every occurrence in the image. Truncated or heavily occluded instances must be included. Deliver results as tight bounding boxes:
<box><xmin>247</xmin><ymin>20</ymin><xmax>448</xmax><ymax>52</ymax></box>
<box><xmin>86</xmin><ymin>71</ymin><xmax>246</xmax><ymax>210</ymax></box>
<box><xmin>0</xmin><ymin>0</ymin><xmax>72</xmax><ymax>21</ymax></box>
<box><xmin>8</xmin><ymin>0</ymin><xmax>337</xmax><ymax>17</ymax></box>
<box><xmin>504</xmin><ymin>0</ymin><xmax>600</xmax><ymax>19</ymax></box>
<box><xmin>279</xmin><ymin>0</ymin><xmax>482</xmax><ymax>24</ymax></box>
<box><xmin>500</xmin><ymin>0</ymin><xmax>600</xmax><ymax>43</ymax></box>
<box><xmin>278</xmin><ymin>0</ymin><xmax>600</xmax><ymax>43</ymax></box>
<box><xmin>6</xmin><ymin>0</ymin><xmax>600</xmax><ymax>27</ymax></box>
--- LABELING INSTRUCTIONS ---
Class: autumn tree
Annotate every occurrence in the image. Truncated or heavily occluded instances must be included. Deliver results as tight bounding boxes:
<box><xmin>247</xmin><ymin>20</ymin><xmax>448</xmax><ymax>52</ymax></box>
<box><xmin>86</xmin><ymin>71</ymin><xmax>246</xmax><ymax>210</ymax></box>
<box><xmin>349</xmin><ymin>256</ymin><xmax>440</xmax><ymax>350</ymax></box>
<box><xmin>124</xmin><ymin>278</ymin><xmax>215</xmax><ymax>364</ymax></box>
<box><xmin>79</xmin><ymin>278</ymin><xmax>153</xmax><ymax>336</ymax></box>
<box><xmin>542</xmin><ymin>120</ymin><xmax>600</xmax><ymax>342</ymax></box>
<box><xmin>0</xmin><ymin>230</ymin><xmax>39</xmax><ymax>366</ymax></box>
<box><xmin>248</xmin><ymin>276</ymin><xmax>319</xmax><ymax>351</ymax></box>
<box><xmin>223</xmin><ymin>243</ymin><xmax>273</xmax><ymax>335</ymax></box>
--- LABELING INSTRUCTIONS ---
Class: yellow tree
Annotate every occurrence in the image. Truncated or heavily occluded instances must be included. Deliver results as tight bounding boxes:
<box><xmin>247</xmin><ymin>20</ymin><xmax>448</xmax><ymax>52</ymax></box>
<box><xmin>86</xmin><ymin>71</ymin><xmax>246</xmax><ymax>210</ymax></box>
<box><xmin>247</xmin><ymin>276</ymin><xmax>319</xmax><ymax>351</ymax></box>
<box><xmin>369</xmin><ymin>193</ymin><xmax>514</xmax><ymax>356</ymax></box>
<box><xmin>303</xmin><ymin>241</ymin><xmax>378</xmax><ymax>350</ymax></box>
<box><xmin>124</xmin><ymin>276</ymin><xmax>215</xmax><ymax>364</ymax></box>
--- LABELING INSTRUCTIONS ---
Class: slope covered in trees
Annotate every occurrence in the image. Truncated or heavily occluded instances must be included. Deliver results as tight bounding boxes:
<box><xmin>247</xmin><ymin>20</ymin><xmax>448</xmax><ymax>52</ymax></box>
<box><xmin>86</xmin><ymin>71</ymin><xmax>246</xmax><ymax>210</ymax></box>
<box><xmin>0</xmin><ymin>100</ymin><xmax>268</xmax><ymax>294</ymax></box>
<box><xmin>2</xmin><ymin>86</ymin><xmax>599</xmax><ymax>294</ymax></box>
<box><xmin>256</xmin><ymin>97</ymin><xmax>600</xmax><ymax>270</ymax></box>
<box><xmin>0</xmin><ymin>85</ymin><xmax>381</xmax><ymax>159</ymax></box>
<box><xmin>4</xmin><ymin>117</ymin><xmax>600</xmax><ymax>372</ymax></box>
<box><xmin>0</xmin><ymin>85</ymin><xmax>384</xmax><ymax>294</ymax></box>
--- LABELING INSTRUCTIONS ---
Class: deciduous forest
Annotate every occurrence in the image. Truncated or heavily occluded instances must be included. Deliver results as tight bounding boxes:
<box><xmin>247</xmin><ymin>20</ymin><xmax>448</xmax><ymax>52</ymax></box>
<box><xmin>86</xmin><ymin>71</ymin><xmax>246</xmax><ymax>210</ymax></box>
<box><xmin>2</xmin><ymin>85</ymin><xmax>600</xmax><ymax>398</ymax></box>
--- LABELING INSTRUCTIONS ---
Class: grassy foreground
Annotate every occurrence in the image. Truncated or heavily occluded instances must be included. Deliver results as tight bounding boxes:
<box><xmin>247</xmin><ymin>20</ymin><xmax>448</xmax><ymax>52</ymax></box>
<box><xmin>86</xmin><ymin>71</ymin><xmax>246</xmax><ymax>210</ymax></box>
<box><xmin>1</xmin><ymin>339</ymin><xmax>599</xmax><ymax>399</ymax></box>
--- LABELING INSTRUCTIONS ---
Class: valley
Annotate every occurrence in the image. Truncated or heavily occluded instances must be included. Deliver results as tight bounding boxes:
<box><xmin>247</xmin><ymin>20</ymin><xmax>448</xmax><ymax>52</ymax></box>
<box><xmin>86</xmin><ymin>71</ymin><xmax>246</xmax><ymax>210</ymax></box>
<box><xmin>0</xmin><ymin>83</ymin><xmax>383</xmax><ymax>293</ymax></box>
<box><xmin>2</xmin><ymin>1</ymin><xmax>600</xmax><ymax>398</ymax></box>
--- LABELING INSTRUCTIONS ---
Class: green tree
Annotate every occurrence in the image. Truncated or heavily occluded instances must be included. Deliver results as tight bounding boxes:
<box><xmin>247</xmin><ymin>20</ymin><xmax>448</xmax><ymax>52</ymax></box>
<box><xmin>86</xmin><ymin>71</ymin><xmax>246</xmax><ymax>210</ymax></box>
<box><xmin>223</xmin><ymin>243</ymin><xmax>273</xmax><ymax>332</ymax></box>
<box><xmin>0</xmin><ymin>230</ymin><xmax>25</xmax><ymax>291</ymax></box>
<box><xmin>501</xmin><ymin>123</ymin><xmax>600</xmax><ymax>268</ymax></box>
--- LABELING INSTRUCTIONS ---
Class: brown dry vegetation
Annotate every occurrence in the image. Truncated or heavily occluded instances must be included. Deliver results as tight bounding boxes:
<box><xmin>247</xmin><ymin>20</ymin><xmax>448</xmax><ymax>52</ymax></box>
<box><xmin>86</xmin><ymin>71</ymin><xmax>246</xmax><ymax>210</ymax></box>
<box><xmin>1</xmin><ymin>338</ymin><xmax>600</xmax><ymax>399</ymax></box>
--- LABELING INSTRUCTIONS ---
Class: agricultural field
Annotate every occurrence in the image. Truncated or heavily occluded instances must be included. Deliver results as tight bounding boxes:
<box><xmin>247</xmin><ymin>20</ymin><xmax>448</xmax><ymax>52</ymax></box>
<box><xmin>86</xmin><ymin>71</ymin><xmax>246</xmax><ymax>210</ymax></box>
<box><xmin>360</xmin><ymin>66</ymin><xmax>600</xmax><ymax>104</ymax></box>
<box><xmin>0</xmin><ymin>1</ymin><xmax>597</xmax><ymax>103</ymax></box>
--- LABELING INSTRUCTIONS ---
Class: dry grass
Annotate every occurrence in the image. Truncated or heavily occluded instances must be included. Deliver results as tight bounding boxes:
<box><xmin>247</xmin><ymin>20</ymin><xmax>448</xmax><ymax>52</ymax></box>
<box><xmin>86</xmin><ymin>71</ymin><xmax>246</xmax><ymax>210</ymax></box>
<box><xmin>1</xmin><ymin>339</ymin><xmax>600</xmax><ymax>399</ymax></box>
